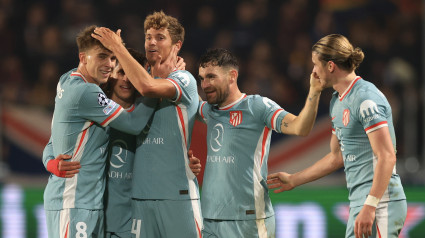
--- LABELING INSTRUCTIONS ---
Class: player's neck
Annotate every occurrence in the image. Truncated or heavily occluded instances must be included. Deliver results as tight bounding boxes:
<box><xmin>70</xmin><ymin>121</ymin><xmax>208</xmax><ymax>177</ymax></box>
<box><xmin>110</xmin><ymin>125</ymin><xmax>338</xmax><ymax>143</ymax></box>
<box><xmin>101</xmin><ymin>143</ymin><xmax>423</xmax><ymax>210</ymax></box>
<box><xmin>77</xmin><ymin>63</ymin><xmax>98</xmax><ymax>85</ymax></box>
<box><xmin>333</xmin><ymin>72</ymin><xmax>357</xmax><ymax>96</ymax></box>
<box><xmin>219</xmin><ymin>89</ymin><xmax>243</xmax><ymax>108</ymax></box>
<box><xmin>111</xmin><ymin>95</ymin><xmax>132</xmax><ymax>109</ymax></box>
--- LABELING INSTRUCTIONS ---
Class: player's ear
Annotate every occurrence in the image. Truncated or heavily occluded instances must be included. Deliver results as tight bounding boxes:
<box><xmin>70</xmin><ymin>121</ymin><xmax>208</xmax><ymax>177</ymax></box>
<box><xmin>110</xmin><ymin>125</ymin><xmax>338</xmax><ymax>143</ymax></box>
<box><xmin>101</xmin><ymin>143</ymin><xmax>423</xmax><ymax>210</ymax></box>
<box><xmin>229</xmin><ymin>69</ymin><xmax>238</xmax><ymax>84</ymax></box>
<box><xmin>174</xmin><ymin>41</ymin><xmax>182</xmax><ymax>52</ymax></box>
<box><xmin>328</xmin><ymin>61</ymin><xmax>335</xmax><ymax>73</ymax></box>
<box><xmin>79</xmin><ymin>52</ymin><xmax>87</xmax><ymax>64</ymax></box>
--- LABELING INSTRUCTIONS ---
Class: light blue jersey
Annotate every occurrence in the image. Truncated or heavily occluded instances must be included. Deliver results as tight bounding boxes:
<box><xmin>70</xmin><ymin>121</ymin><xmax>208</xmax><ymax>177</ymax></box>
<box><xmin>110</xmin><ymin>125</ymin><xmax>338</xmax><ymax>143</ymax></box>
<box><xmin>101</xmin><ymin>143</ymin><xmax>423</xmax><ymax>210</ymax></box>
<box><xmin>132</xmin><ymin>70</ymin><xmax>200</xmax><ymax>200</ymax></box>
<box><xmin>198</xmin><ymin>94</ymin><xmax>288</xmax><ymax>220</ymax></box>
<box><xmin>104</xmin><ymin>107</ymin><xmax>137</xmax><ymax>233</ymax></box>
<box><xmin>43</xmin><ymin>69</ymin><xmax>157</xmax><ymax>211</ymax></box>
<box><xmin>330</xmin><ymin>77</ymin><xmax>406</xmax><ymax>207</ymax></box>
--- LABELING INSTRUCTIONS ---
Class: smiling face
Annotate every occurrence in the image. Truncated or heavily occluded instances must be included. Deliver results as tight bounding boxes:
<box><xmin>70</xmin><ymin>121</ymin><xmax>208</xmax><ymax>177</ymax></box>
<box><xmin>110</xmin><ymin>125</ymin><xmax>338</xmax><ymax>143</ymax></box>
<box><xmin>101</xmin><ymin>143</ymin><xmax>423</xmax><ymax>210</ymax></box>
<box><xmin>199</xmin><ymin>65</ymin><xmax>231</xmax><ymax>106</ymax></box>
<box><xmin>145</xmin><ymin>28</ymin><xmax>177</xmax><ymax>66</ymax></box>
<box><xmin>81</xmin><ymin>46</ymin><xmax>116</xmax><ymax>85</ymax></box>
<box><xmin>109</xmin><ymin>63</ymin><xmax>136</xmax><ymax>108</ymax></box>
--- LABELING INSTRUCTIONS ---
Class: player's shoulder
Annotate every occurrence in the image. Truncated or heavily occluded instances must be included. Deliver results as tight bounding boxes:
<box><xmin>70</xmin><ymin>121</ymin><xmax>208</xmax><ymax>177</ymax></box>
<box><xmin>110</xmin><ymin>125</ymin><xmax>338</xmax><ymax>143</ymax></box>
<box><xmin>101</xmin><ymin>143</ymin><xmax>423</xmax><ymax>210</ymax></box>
<box><xmin>168</xmin><ymin>70</ymin><xmax>195</xmax><ymax>85</ymax></box>
<box><xmin>353</xmin><ymin>80</ymin><xmax>386</xmax><ymax>104</ymax></box>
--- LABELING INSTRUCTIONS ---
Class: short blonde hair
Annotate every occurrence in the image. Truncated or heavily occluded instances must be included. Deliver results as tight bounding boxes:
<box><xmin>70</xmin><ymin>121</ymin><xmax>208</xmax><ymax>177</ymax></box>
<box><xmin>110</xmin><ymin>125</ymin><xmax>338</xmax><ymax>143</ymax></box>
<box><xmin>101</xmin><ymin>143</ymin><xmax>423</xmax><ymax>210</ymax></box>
<box><xmin>144</xmin><ymin>11</ymin><xmax>185</xmax><ymax>44</ymax></box>
<box><xmin>312</xmin><ymin>34</ymin><xmax>364</xmax><ymax>72</ymax></box>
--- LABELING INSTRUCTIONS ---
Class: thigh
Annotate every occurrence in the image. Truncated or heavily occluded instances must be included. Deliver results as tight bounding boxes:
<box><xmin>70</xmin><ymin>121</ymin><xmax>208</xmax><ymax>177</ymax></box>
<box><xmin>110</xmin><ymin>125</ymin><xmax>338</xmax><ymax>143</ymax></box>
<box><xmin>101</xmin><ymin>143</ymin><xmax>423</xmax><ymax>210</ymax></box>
<box><xmin>45</xmin><ymin>210</ymin><xmax>66</xmax><ymax>238</ymax></box>
<box><xmin>157</xmin><ymin>200</ymin><xmax>202</xmax><ymax>238</ymax></box>
<box><xmin>345</xmin><ymin>206</ymin><xmax>361</xmax><ymax>238</ymax></box>
<box><xmin>106</xmin><ymin>230</ymin><xmax>132</xmax><ymax>238</ymax></box>
<box><xmin>69</xmin><ymin>208</ymin><xmax>104</xmax><ymax>238</ymax></box>
<box><xmin>203</xmin><ymin>216</ymin><xmax>275</xmax><ymax>238</ymax></box>
<box><xmin>373</xmin><ymin>200</ymin><xmax>407</xmax><ymax>238</ymax></box>
<box><xmin>131</xmin><ymin>199</ymin><xmax>159</xmax><ymax>238</ymax></box>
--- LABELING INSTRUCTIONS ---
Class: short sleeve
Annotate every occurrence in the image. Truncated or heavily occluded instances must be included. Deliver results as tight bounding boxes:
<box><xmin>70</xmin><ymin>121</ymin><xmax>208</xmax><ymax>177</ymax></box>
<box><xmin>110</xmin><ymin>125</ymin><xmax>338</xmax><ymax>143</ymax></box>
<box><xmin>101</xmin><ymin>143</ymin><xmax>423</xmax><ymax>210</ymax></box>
<box><xmin>355</xmin><ymin>91</ymin><xmax>389</xmax><ymax>134</ymax></box>
<box><xmin>166</xmin><ymin>70</ymin><xmax>197</xmax><ymax>103</ymax></box>
<box><xmin>78</xmin><ymin>84</ymin><xmax>124</xmax><ymax>127</ymax></box>
<box><xmin>252</xmin><ymin>96</ymin><xmax>289</xmax><ymax>133</ymax></box>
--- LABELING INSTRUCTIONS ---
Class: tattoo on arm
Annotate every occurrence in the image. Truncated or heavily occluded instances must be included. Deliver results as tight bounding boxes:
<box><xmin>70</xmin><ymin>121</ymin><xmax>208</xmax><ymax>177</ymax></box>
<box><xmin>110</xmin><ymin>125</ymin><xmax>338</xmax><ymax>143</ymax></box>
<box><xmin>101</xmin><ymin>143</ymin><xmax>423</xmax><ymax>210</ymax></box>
<box><xmin>283</xmin><ymin>122</ymin><xmax>289</xmax><ymax>127</ymax></box>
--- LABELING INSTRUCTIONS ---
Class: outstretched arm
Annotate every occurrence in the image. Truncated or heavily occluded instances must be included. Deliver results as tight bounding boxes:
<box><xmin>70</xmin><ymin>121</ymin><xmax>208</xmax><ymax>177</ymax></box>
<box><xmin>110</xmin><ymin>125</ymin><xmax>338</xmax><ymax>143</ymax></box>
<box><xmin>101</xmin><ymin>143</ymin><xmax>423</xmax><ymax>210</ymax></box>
<box><xmin>267</xmin><ymin>134</ymin><xmax>343</xmax><ymax>193</ymax></box>
<box><xmin>92</xmin><ymin>27</ymin><xmax>177</xmax><ymax>99</ymax></box>
<box><xmin>280</xmin><ymin>72</ymin><xmax>324</xmax><ymax>136</ymax></box>
<box><xmin>354</xmin><ymin>127</ymin><xmax>397</xmax><ymax>238</ymax></box>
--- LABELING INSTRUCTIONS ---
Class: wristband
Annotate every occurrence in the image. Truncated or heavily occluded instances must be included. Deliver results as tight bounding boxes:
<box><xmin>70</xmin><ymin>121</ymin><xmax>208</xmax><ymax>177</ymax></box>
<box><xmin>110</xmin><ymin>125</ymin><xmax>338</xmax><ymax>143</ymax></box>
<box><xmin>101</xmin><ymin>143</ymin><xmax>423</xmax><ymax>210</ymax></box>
<box><xmin>364</xmin><ymin>195</ymin><xmax>380</xmax><ymax>208</ymax></box>
<box><xmin>47</xmin><ymin>159</ymin><xmax>66</xmax><ymax>178</ymax></box>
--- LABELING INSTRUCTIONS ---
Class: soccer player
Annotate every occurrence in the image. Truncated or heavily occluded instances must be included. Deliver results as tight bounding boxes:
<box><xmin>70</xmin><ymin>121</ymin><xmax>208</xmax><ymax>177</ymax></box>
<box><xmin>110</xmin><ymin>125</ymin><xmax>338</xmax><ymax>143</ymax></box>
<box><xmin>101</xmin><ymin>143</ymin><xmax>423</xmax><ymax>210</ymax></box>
<box><xmin>92</xmin><ymin>11</ymin><xmax>202</xmax><ymax>238</ymax></box>
<box><xmin>101</xmin><ymin>48</ymin><xmax>147</xmax><ymax>238</ymax></box>
<box><xmin>197</xmin><ymin>48</ymin><xmax>325</xmax><ymax>238</ymax></box>
<box><xmin>42</xmin><ymin>25</ymin><xmax>158</xmax><ymax>238</ymax></box>
<box><xmin>267</xmin><ymin>34</ymin><xmax>407</xmax><ymax>238</ymax></box>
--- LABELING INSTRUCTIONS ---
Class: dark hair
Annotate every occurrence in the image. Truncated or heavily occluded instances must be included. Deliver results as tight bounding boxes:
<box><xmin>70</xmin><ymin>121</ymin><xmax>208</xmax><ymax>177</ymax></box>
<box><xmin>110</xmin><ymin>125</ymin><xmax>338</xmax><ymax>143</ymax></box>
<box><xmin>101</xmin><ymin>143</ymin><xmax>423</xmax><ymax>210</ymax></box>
<box><xmin>101</xmin><ymin>48</ymin><xmax>147</xmax><ymax>97</ymax></box>
<box><xmin>199</xmin><ymin>48</ymin><xmax>239</xmax><ymax>70</ymax></box>
<box><xmin>312</xmin><ymin>34</ymin><xmax>364</xmax><ymax>72</ymax></box>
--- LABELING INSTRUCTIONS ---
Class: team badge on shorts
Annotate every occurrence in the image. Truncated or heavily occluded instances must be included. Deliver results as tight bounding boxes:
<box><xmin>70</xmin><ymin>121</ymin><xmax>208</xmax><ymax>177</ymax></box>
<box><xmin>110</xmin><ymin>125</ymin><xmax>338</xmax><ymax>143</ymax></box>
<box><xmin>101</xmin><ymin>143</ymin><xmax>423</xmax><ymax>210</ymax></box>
<box><xmin>229</xmin><ymin>111</ymin><xmax>243</xmax><ymax>127</ymax></box>
<box><xmin>98</xmin><ymin>93</ymin><xmax>109</xmax><ymax>106</ymax></box>
<box><xmin>343</xmin><ymin>109</ymin><xmax>350</xmax><ymax>127</ymax></box>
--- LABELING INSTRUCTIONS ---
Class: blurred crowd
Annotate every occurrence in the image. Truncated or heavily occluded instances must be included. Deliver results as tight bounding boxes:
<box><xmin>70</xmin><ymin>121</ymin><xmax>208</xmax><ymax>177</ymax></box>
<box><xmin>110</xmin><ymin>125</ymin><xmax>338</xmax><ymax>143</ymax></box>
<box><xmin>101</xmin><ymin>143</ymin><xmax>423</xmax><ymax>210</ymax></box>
<box><xmin>0</xmin><ymin>0</ymin><xmax>423</xmax><ymax>178</ymax></box>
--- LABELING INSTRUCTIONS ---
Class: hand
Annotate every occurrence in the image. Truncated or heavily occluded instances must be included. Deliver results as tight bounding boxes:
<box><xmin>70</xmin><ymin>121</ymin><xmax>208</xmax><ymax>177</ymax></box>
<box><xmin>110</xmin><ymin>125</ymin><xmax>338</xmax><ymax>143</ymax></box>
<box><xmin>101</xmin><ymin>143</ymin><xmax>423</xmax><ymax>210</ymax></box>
<box><xmin>188</xmin><ymin>150</ymin><xmax>201</xmax><ymax>176</ymax></box>
<box><xmin>309</xmin><ymin>72</ymin><xmax>326</xmax><ymax>93</ymax></box>
<box><xmin>152</xmin><ymin>45</ymin><xmax>179</xmax><ymax>78</ymax></box>
<box><xmin>47</xmin><ymin>154</ymin><xmax>81</xmax><ymax>178</ymax></box>
<box><xmin>175</xmin><ymin>56</ymin><xmax>186</xmax><ymax>70</ymax></box>
<box><xmin>266</xmin><ymin>172</ymin><xmax>295</xmax><ymax>193</ymax></box>
<box><xmin>354</xmin><ymin>205</ymin><xmax>376</xmax><ymax>238</ymax></box>
<box><xmin>91</xmin><ymin>27</ymin><xmax>124</xmax><ymax>52</ymax></box>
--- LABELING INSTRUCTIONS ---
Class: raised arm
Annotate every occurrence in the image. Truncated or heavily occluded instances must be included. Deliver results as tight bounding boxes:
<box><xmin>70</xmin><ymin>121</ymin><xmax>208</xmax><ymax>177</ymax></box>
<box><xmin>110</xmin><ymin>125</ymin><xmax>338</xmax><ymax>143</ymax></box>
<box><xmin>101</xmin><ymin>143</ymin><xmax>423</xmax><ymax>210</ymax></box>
<box><xmin>92</xmin><ymin>27</ymin><xmax>177</xmax><ymax>99</ymax></box>
<box><xmin>267</xmin><ymin>133</ymin><xmax>344</xmax><ymax>193</ymax></box>
<box><xmin>354</xmin><ymin>127</ymin><xmax>397</xmax><ymax>237</ymax></box>
<box><xmin>280</xmin><ymin>72</ymin><xmax>324</xmax><ymax>136</ymax></box>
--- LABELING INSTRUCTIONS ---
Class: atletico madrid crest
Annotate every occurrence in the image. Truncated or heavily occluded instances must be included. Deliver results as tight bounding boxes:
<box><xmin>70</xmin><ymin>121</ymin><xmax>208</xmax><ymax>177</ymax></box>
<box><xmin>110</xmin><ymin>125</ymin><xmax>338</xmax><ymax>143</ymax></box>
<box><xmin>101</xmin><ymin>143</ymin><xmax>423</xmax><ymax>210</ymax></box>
<box><xmin>343</xmin><ymin>109</ymin><xmax>350</xmax><ymax>127</ymax></box>
<box><xmin>229</xmin><ymin>111</ymin><xmax>243</xmax><ymax>127</ymax></box>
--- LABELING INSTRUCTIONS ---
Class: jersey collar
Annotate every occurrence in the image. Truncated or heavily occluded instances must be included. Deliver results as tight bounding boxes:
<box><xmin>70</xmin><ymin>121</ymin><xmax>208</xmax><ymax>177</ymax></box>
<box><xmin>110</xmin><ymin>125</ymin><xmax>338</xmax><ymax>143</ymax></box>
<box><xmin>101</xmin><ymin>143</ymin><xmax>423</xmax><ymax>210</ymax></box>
<box><xmin>70</xmin><ymin>71</ymin><xmax>88</xmax><ymax>83</ymax></box>
<box><xmin>219</xmin><ymin>94</ymin><xmax>247</xmax><ymax>110</ymax></box>
<box><xmin>339</xmin><ymin>76</ymin><xmax>361</xmax><ymax>101</ymax></box>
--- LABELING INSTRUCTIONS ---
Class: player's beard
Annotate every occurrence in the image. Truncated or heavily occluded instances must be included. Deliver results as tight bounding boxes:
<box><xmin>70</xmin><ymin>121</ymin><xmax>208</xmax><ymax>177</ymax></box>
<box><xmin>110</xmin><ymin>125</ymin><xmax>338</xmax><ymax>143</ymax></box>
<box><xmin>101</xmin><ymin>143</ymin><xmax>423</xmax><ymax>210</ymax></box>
<box><xmin>208</xmin><ymin>84</ymin><xmax>230</xmax><ymax>107</ymax></box>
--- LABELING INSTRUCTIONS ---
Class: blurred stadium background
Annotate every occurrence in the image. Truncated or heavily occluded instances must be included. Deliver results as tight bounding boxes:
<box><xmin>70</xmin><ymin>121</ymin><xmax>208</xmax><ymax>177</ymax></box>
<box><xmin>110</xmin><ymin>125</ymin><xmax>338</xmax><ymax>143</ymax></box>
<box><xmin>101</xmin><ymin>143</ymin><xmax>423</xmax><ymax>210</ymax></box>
<box><xmin>1</xmin><ymin>0</ymin><xmax>424</xmax><ymax>237</ymax></box>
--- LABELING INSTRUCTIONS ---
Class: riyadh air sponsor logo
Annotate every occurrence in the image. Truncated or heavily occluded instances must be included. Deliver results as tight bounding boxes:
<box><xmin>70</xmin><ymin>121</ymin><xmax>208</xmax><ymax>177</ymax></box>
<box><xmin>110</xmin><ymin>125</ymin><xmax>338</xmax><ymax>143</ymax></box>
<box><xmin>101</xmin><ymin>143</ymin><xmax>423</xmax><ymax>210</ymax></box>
<box><xmin>343</xmin><ymin>109</ymin><xmax>350</xmax><ymax>127</ymax></box>
<box><xmin>173</xmin><ymin>72</ymin><xmax>190</xmax><ymax>87</ymax></box>
<box><xmin>360</xmin><ymin>100</ymin><xmax>380</xmax><ymax>123</ymax></box>
<box><xmin>210</xmin><ymin>123</ymin><xmax>224</xmax><ymax>152</ymax></box>
<box><xmin>229</xmin><ymin>111</ymin><xmax>242</xmax><ymax>127</ymax></box>
<box><xmin>110</xmin><ymin>139</ymin><xmax>128</xmax><ymax>168</ymax></box>
<box><xmin>343</xmin><ymin>154</ymin><xmax>357</xmax><ymax>162</ymax></box>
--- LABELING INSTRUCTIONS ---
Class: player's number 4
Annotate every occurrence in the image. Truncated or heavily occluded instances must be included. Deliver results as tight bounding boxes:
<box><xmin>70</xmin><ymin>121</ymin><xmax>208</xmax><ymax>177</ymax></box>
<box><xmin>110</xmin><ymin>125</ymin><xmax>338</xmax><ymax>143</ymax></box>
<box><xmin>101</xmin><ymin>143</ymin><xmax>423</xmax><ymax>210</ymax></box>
<box><xmin>131</xmin><ymin>219</ymin><xmax>142</xmax><ymax>238</ymax></box>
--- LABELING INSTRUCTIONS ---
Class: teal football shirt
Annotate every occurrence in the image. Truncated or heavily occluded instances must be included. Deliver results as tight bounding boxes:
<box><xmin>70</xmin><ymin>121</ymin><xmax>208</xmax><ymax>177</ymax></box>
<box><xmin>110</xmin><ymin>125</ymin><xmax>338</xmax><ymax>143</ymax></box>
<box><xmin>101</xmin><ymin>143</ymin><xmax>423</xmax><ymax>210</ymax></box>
<box><xmin>132</xmin><ymin>70</ymin><xmax>200</xmax><ymax>200</ymax></box>
<box><xmin>43</xmin><ymin>69</ymin><xmax>157</xmax><ymax>211</ymax></box>
<box><xmin>330</xmin><ymin>77</ymin><xmax>406</xmax><ymax>207</ymax></box>
<box><xmin>199</xmin><ymin>94</ymin><xmax>288</xmax><ymax>220</ymax></box>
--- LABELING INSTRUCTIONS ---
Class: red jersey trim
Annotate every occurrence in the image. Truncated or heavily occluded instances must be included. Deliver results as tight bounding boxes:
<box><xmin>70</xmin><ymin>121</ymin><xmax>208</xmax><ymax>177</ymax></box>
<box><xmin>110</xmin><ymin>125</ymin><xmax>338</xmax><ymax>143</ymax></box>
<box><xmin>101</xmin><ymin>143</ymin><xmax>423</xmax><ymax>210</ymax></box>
<box><xmin>70</xmin><ymin>72</ymin><xmax>87</xmax><ymax>83</ymax></box>
<box><xmin>167</xmin><ymin>78</ymin><xmax>183</xmax><ymax>102</ymax></box>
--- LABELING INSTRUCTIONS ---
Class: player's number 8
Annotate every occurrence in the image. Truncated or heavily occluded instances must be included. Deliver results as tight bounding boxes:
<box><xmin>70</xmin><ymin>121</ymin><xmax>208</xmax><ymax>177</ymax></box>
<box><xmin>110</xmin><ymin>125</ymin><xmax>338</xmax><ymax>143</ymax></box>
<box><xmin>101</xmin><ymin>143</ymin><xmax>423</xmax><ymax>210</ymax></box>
<box><xmin>76</xmin><ymin>222</ymin><xmax>87</xmax><ymax>238</ymax></box>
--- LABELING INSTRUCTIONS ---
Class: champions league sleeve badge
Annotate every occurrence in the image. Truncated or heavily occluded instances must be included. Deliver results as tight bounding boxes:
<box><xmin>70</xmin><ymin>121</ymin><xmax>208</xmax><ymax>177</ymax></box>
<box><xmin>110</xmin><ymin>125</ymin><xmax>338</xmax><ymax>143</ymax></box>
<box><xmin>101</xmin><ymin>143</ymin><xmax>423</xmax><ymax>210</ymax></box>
<box><xmin>98</xmin><ymin>93</ymin><xmax>117</xmax><ymax>115</ymax></box>
<box><xmin>98</xmin><ymin>93</ymin><xmax>109</xmax><ymax>106</ymax></box>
